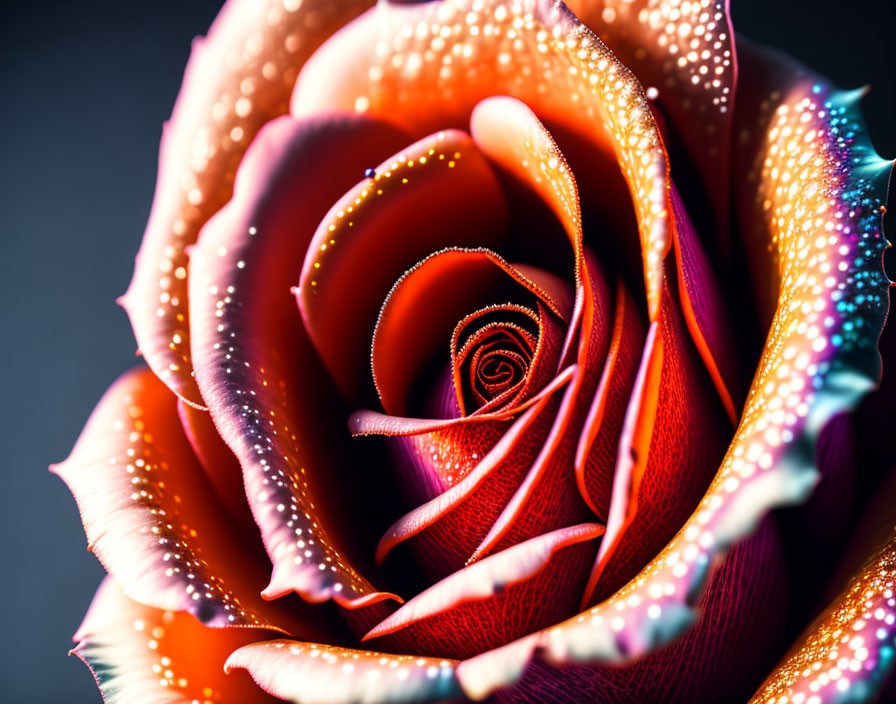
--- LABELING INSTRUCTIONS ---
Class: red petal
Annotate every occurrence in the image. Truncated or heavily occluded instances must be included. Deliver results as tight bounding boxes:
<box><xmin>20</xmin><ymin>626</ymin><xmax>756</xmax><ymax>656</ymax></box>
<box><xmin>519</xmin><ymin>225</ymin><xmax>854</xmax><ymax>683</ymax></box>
<box><xmin>583</xmin><ymin>281</ymin><xmax>730</xmax><ymax>606</ymax></box>
<box><xmin>371</xmin><ymin>248</ymin><xmax>566</xmax><ymax>416</ymax></box>
<box><xmin>465</xmin><ymin>248</ymin><xmax>621</xmax><ymax>563</ymax></box>
<box><xmin>225</xmin><ymin>640</ymin><xmax>460</xmax><ymax>704</ymax></box>
<box><xmin>73</xmin><ymin>577</ymin><xmax>279</xmax><ymax>704</ymax></box>
<box><xmin>297</xmin><ymin>130</ymin><xmax>509</xmax><ymax>402</ymax></box>
<box><xmin>364</xmin><ymin>524</ymin><xmax>604</xmax><ymax>659</ymax></box>
<box><xmin>52</xmin><ymin>367</ymin><xmax>304</xmax><ymax>632</ymax></box>
<box><xmin>451</xmin><ymin>303</ymin><xmax>554</xmax><ymax>416</ymax></box>
<box><xmin>374</xmin><ymin>373</ymin><xmax>574</xmax><ymax>578</ymax></box>
<box><xmin>188</xmin><ymin>115</ymin><xmax>409</xmax><ymax>608</ymax></box>
<box><xmin>491</xmin><ymin>519</ymin><xmax>787</xmax><ymax>703</ymax></box>
<box><xmin>575</xmin><ymin>279</ymin><xmax>646</xmax><ymax>521</ymax></box>
<box><xmin>349</xmin><ymin>366</ymin><xmax>575</xmax><ymax>439</ymax></box>
<box><xmin>566</xmin><ymin>0</ymin><xmax>737</xmax><ymax>242</ymax></box>
<box><xmin>120</xmin><ymin>0</ymin><xmax>378</xmax><ymax>407</ymax></box>
<box><xmin>379</xmin><ymin>304</ymin><xmax>566</xmax><ymax>511</ymax></box>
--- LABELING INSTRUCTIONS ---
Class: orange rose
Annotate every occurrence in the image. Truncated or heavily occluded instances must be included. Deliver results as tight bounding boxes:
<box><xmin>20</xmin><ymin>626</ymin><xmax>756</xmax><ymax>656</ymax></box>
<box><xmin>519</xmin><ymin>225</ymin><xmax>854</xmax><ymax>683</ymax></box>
<box><xmin>56</xmin><ymin>1</ymin><xmax>895</xmax><ymax>703</ymax></box>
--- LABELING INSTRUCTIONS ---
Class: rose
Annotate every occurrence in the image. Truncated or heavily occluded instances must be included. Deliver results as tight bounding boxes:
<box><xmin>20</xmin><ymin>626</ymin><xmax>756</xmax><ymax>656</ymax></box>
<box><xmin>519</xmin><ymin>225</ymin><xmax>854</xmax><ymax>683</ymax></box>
<box><xmin>54</xmin><ymin>0</ymin><xmax>895</xmax><ymax>702</ymax></box>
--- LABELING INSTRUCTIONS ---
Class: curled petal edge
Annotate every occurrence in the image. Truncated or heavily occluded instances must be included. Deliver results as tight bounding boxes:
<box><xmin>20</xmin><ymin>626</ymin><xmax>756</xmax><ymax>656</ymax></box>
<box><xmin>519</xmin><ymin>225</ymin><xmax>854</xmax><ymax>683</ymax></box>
<box><xmin>225</xmin><ymin>640</ymin><xmax>461</xmax><ymax>704</ymax></box>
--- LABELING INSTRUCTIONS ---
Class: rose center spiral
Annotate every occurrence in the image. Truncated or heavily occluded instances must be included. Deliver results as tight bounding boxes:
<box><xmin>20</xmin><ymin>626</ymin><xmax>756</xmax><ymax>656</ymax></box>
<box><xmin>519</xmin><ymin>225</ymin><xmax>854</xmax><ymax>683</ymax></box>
<box><xmin>452</xmin><ymin>306</ymin><xmax>540</xmax><ymax>415</ymax></box>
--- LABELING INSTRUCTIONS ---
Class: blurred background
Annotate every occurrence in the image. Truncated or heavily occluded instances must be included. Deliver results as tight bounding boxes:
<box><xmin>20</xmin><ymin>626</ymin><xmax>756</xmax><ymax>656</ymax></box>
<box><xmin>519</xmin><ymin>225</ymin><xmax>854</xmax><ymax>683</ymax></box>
<box><xmin>1</xmin><ymin>0</ymin><xmax>893</xmax><ymax>701</ymax></box>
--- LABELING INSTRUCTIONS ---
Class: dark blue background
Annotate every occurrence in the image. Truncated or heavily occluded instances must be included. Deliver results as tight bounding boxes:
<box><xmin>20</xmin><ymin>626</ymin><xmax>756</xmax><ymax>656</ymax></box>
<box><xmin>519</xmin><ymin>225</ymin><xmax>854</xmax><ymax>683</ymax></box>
<box><xmin>1</xmin><ymin>1</ymin><xmax>893</xmax><ymax>701</ymax></box>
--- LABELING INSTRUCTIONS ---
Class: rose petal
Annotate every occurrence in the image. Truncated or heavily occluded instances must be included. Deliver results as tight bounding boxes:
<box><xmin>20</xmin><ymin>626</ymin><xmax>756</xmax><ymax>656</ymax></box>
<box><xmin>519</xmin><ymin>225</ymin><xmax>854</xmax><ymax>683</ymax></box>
<box><xmin>72</xmin><ymin>577</ymin><xmax>279</xmax><ymax>704</ymax></box>
<box><xmin>575</xmin><ymin>279</ymin><xmax>645</xmax><ymax>521</ymax></box>
<box><xmin>371</xmin><ymin>248</ymin><xmax>566</xmax><ymax>416</ymax></box>
<box><xmin>374</xmin><ymin>370</ymin><xmax>575</xmax><ymax>577</ymax></box>
<box><xmin>52</xmin><ymin>367</ymin><xmax>304</xmax><ymax>632</ymax></box>
<box><xmin>297</xmin><ymin>130</ymin><xmax>509</xmax><ymax>402</ymax></box>
<box><xmin>350</xmin><ymin>366</ymin><xmax>576</xmax><ymax>439</ymax></box>
<box><xmin>452</xmin><ymin>303</ymin><xmax>560</xmax><ymax>416</ymax></box>
<box><xmin>120</xmin><ymin>0</ymin><xmax>377</xmax><ymax>407</ymax></box>
<box><xmin>189</xmin><ymin>114</ymin><xmax>410</xmax><ymax>608</ymax></box>
<box><xmin>453</xmin><ymin>38</ymin><xmax>891</xmax><ymax>701</ymax></box>
<box><xmin>292</xmin><ymin>0</ymin><xmax>670</xmax><ymax>319</ymax></box>
<box><xmin>582</xmin><ymin>281</ymin><xmax>730</xmax><ymax>606</ymax></box>
<box><xmin>566</xmin><ymin>0</ymin><xmax>737</xmax><ymax>242</ymax></box>
<box><xmin>177</xmin><ymin>398</ymin><xmax>256</xmax><ymax>535</ymax></box>
<box><xmin>470</xmin><ymin>96</ymin><xmax>587</xmax><ymax>284</ymax></box>
<box><xmin>364</xmin><ymin>524</ymin><xmax>604</xmax><ymax>658</ymax></box>
<box><xmin>670</xmin><ymin>186</ymin><xmax>743</xmax><ymax>421</ymax></box>
<box><xmin>224</xmin><ymin>640</ymin><xmax>461</xmax><ymax>704</ymax></box>
<box><xmin>749</xmin><ymin>530</ymin><xmax>896</xmax><ymax>704</ymax></box>
<box><xmin>493</xmin><ymin>518</ymin><xmax>787</xmax><ymax>703</ymax></box>
<box><xmin>376</xmin><ymin>303</ymin><xmax>566</xmax><ymax>511</ymax></box>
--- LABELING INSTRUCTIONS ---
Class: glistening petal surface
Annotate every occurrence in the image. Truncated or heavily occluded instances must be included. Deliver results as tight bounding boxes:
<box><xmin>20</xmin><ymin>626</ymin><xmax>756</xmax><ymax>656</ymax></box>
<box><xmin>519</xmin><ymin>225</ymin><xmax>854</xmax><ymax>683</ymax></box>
<box><xmin>72</xmin><ymin>578</ymin><xmax>278</xmax><ymax>704</ymax></box>
<box><xmin>225</xmin><ymin>640</ymin><xmax>461</xmax><ymax>704</ymax></box>
<box><xmin>189</xmin><ymin>115</ymin><xmax>409</xmax><ymax>608</ymax></box>
<box><xmin>293</xmin><ymin>0</ymin><xmax>671</xmax><ymax>318</ymax></box>
<box><xmin>566</xmin><ymin>0</ymin><xmax>737</xmax><ymax>238</ymax></box>
<box><xmin>53</xmin><ymin>367</ymin><xmax>290</xmax><ymax>631</ymax></box>
<box><xmin>298</xmin><ymin>129</ymin><xmax>508</xmax><ymax>403</ymax></box>
<box><xmin>750</xmin><ymin>529</ymin><xmax>896</xmax><ymax>704</ymax></box>
<box><xmin>121</xmin><ymin>0</ymin><xmax>377</xmax><ymax>407</ymax></box>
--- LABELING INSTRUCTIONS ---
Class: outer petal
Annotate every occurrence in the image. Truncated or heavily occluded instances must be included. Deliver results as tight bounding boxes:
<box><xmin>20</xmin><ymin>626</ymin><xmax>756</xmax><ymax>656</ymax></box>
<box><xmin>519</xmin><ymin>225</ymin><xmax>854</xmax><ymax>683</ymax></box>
<box><xmin>121</xmin><ymin>0</ymin><xmax>377</xmax><ymax>407</ymax></box>
<box><xmin>566</xmin><ymin>0</ymin><xmax>737</xmax><ymax>242</ymax></box>
<box><xmin>494</xmin><ymin>518</ymin><xmax>787</xmax><ymax>703</ymax></box>
<box><xmin>224</xmin><ymin>640</ymin><xmax>461</xmax><ymax>704</ymax></box>
<box><xmin>750</xmin><ymin>529</ymin><xmax>896</xmax><ymax>704</ymax></box>
<box><xmin>189</xmin><ymin>115</ymin><xmax>409</xmax><ymax>608</ymax></box>
<box><xmin>454</xmin><ymin>41</ymin><xmax>891</xmax><ymax>701</ymax></box>
<box><xmin>52</xmin><ymin>367</ymin><xmax>304</xmax><ymax>633</ymax></box>
<box><xmin>72</xmin><ymin>577</ymin><xmax>279</xmax><ymax>704</ymax></box>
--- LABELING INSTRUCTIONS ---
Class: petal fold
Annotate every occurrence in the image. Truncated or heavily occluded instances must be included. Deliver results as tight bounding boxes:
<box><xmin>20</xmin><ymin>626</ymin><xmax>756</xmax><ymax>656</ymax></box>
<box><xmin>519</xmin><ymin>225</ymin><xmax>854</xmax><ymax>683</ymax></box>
<box><xmin>371</xmin><ymin>247</ymin><xmax>565</xmax><ymax>416</ymax></box>
<box><xmin>121</xmin><ymin>0</ymin><xmax>377</xmax><ymax>407</ymax></box>
<box><xmin>567</xmin><ymin>0</ymin><xmax>737</xmax><ymax>241</ymax></box>
<box><xmin>364</xmin><ymin>524</ymin><xmax>603</xmax><ymax>658</ymax></box>
<box><xmin>297</xmin><ymin>129</ymin><xmax>509</xmax><ymax>402</ymax></box>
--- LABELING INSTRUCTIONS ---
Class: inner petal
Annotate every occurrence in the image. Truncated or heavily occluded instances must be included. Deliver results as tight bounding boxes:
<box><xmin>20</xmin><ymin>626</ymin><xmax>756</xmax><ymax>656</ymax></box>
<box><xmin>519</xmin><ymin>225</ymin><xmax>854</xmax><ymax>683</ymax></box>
<box><xmin>297</xmin><ymin>129</ymin><xmax>509</xmax><ymax>404</ymax></box>
<box><xmin>452</xmin><ymin>306</ymin><xmax>540</xmax><ymax>415</ymax></box>
<box><xmin>370</xmin><ymin>247</ymin><xmax>568</xmax><ymax>416</ymax></box>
